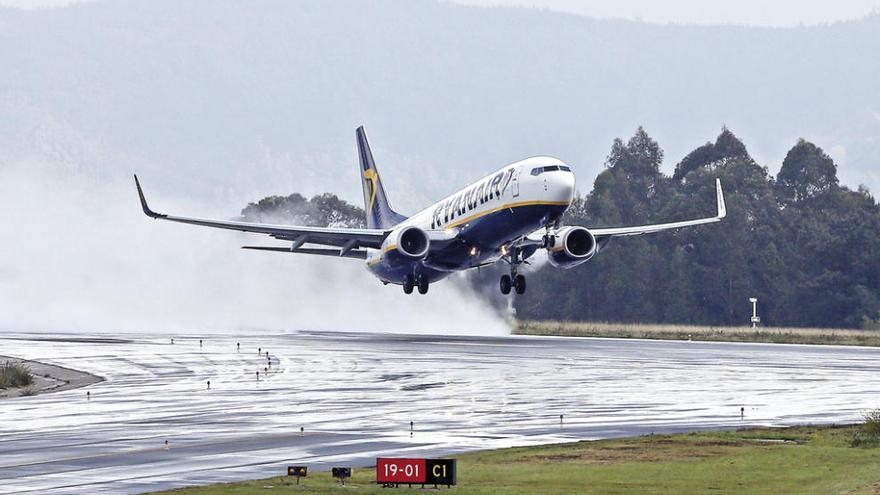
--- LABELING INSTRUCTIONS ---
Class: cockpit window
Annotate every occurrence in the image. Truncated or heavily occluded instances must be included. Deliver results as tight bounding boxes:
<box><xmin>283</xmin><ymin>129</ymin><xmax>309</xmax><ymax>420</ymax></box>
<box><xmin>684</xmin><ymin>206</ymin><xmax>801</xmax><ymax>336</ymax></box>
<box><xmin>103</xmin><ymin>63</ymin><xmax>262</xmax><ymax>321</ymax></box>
<box><xmin>531</xmin><ymin>165</ymin><xmax>570</xmax><ymax>175</ymax></box>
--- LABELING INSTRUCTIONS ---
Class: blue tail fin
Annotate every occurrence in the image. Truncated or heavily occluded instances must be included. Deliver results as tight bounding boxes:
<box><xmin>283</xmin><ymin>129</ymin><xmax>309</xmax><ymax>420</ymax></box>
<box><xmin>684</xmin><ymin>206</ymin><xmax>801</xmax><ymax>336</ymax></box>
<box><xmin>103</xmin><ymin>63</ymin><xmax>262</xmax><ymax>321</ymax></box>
<box><xmin>356</xmin><ymin>126</ymin><xmax>407</xmax><ymax>229</ymax></box>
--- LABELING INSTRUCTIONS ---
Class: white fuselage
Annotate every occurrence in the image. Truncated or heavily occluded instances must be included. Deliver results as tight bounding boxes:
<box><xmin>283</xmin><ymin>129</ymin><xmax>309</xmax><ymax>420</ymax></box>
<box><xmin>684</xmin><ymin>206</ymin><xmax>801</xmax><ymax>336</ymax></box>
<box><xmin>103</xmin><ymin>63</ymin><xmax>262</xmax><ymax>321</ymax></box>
<box><xmin>365</xmin><ymin>156</ymin><xmax>575</xmax><ymax>282</ymax></box>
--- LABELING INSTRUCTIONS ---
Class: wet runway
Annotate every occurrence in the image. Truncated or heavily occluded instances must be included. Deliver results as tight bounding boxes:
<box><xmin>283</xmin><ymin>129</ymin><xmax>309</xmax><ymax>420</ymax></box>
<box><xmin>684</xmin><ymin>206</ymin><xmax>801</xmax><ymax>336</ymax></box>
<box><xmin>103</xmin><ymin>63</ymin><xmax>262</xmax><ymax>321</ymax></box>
<box><xmin>1</xmin><ymin>331</ymin><xmax>879</xmax><ymax>494</ymax></box>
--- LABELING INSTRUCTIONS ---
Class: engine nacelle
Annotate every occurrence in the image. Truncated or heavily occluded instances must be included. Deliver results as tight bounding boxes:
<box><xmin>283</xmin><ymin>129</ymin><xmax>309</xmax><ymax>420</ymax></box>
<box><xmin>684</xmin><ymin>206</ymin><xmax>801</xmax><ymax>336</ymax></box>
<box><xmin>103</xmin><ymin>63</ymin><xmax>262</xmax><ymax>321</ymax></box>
<box><xmin>547</xmin><ymin>226</ymin><xmax>597</xmax><ymax>269</ymax></box>
<box><xmin>389</xmin><ymin>226</ymin><xmax>430</xmax><ymax>260</ymax></box>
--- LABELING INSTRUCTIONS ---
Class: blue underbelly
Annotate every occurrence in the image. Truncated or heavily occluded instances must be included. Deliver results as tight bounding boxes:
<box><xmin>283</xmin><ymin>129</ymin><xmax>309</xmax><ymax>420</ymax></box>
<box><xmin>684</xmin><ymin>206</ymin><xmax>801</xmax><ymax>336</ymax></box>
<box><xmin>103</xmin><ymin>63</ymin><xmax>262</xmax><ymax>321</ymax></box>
<box><xmin>368</xmin><ymin>203</ymin><xmax>566</xmax><ymax>284</ymax></box>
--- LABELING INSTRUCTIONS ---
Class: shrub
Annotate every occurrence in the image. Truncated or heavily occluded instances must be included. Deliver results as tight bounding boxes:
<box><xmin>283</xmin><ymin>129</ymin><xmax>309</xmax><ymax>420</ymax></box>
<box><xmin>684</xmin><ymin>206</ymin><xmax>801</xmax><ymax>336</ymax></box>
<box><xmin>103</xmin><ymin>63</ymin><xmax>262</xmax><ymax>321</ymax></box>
<box><xmin>0</xmin><ymin>361</ymin><xmax>34</xmax><ymax>389</ymax></box>
<box><xmin>851</xmin><ymin>408</ymin><xmax>880</xmax><ymax>447</ymax></box>
<box><xmin>864</xmin><ymin>409</ymin><xmax>880</xmax><ymax>435</ymax></box>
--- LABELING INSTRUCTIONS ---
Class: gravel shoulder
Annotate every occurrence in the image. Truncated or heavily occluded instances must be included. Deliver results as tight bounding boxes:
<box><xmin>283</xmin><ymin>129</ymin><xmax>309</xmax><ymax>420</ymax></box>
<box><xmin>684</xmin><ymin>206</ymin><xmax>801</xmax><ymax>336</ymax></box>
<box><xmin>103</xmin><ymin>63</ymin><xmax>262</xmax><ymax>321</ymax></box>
<box><xmin>0</xmin><ymin>355</ymin><xmax>103</xmax><ymax>398</ymax></box>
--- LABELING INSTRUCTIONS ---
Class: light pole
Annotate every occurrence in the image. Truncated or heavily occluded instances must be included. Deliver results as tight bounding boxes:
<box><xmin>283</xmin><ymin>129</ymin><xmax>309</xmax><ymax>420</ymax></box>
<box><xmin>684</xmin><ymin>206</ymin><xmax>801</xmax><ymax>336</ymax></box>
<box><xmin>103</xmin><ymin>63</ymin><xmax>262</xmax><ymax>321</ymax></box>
<box><xmin>749</xmin><ymin>297</ymin><xmax>760</xmax><ymax>328</ymax></box>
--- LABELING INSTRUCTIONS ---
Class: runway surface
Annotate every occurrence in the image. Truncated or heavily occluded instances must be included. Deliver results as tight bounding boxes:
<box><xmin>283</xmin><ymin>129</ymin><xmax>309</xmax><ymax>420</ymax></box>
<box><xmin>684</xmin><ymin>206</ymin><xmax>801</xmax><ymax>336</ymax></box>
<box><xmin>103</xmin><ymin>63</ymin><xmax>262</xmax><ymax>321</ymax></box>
<box><xmin>1</xmin><ymin>331</ymin><xmax>879</xmax><ymax>494</ymax></box>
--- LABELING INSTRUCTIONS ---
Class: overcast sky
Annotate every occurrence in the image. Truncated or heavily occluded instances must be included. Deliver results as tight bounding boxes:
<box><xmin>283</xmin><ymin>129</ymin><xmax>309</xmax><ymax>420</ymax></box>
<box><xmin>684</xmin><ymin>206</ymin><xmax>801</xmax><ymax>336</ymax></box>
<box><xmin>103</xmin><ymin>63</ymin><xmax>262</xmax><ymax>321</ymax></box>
<box><xmin>3</xmin><ymin>0</ymin><xmax>879</xmax><ymax>26</ymax></box>
<box><xmin>454</xmin><ymin>0</ymin><xmax>880</xmax><ymax>25</ymax></box>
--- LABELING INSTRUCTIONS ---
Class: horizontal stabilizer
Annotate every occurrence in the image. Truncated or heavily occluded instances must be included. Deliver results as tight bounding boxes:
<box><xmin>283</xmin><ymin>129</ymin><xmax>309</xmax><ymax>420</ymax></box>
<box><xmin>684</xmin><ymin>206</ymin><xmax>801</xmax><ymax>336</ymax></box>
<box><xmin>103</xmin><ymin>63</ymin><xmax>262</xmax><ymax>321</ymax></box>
<box><xmin>242</xmin><ymin>245</ymin><xmax>367</xmax><ymax>260</ymax></box>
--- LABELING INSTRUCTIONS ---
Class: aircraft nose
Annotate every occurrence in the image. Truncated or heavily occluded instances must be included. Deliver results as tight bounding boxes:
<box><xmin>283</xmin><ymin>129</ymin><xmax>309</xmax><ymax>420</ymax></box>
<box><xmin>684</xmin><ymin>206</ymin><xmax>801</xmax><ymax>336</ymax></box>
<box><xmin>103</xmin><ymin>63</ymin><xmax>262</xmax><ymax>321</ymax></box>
<box><xmin>554</xmin><ymin>167</ymin><xmax>576</xmax><ymax>204</ymax></box>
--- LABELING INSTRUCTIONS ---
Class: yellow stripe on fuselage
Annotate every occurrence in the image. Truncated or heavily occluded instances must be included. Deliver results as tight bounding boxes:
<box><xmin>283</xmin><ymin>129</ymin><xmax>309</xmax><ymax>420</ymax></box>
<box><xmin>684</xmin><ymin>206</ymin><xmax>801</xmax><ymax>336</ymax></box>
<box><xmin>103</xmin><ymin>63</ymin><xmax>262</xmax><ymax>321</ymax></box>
<box><xmin>366</xmin><ymin>244</ymin><xmax>397</xmax><ymax>266</ymax></box>
<box><xmin>443</xmin><ymin>199</ymin><xmax>570</xmax><ymax>230</ymax></box>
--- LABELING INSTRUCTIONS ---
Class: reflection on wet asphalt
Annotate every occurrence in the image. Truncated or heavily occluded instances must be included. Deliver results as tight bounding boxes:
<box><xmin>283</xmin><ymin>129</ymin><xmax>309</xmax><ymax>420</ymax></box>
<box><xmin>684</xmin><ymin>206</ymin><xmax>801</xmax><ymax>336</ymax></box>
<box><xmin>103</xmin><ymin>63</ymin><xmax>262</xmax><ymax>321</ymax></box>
<box><xmin>1</xmin><ymin>331</ymin><xmax>878</xmax><ymax>494</ymax></box>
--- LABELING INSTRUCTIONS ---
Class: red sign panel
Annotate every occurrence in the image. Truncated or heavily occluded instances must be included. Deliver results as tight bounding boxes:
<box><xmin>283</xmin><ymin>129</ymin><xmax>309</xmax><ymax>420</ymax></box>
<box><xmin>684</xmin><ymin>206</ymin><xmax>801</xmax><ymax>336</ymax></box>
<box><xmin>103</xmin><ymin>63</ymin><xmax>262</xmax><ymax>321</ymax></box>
<box><xmin>376</xmin><ymin>458</ymin><xmax>427</xmax><ymax>484</ymax></box>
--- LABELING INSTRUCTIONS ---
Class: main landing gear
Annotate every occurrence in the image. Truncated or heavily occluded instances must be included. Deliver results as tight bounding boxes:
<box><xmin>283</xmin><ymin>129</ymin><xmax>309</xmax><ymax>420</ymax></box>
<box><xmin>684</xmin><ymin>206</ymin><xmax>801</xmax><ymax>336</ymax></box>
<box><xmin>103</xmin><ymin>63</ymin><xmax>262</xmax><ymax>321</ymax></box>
<box><xmin>500</xmin><ymin>248</ymin><xmax>526</xmax><ymax>295</ymax></box>
<box><xmin>501</xmin><ymin>226</ymin><xmax>557</xmax><ymax>295</ymax></box>
<box><xmin>500</xmin><ymin>273</ymin><xmax>526</xmax><ymax>295</ymax></box>
<box><xmin>402</xmin><ymin>274</ymin><xmax>429</xmax><ymax>295</ymax></box>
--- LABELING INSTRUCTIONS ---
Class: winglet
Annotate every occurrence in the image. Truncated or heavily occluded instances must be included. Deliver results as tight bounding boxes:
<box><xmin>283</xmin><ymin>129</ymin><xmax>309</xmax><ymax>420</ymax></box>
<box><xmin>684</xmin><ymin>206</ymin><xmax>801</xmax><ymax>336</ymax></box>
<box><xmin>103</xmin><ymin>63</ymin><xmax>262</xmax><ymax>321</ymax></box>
<box><xmin>134</xmin><ymin>174</ymin><xmax>166</xmax><ymax>219</ymax></box>
<box><xmin>715</xmin><ymin>178</ymin><xmax>727</xmax><ymax>219</ymax></box>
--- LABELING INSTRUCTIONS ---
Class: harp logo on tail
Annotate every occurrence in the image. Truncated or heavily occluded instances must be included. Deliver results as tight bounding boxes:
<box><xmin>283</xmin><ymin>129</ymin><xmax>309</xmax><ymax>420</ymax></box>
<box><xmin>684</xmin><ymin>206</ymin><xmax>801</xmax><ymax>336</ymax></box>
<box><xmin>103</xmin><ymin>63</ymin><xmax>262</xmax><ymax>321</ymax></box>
<box><xmin>363</xmin><ymin>168</ymin><xmax>378</xmax><ymax>213</ymax></box>
<box><xmin>356</xmin><ymin>126</ymin><xmax>408</xmax><ymax>229</ymax></box>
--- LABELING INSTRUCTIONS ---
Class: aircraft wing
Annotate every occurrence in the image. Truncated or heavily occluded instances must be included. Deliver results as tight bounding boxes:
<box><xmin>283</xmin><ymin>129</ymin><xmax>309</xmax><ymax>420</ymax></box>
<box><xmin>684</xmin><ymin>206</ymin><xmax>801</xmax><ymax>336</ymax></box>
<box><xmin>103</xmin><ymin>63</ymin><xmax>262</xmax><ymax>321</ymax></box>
<box><xmin>590</xmin><ymin>178</ymin><xmax>726</xmax><ymax>237</ymax></box>
<box><xmin>134</xmin><ymin>175</ymin><xmax>390</xmax><ymax>250</ymax></box>
<box><xmin>519</xmin><ymin>178</ymin><xmax>726</xmax><ymax>246</ymax></box>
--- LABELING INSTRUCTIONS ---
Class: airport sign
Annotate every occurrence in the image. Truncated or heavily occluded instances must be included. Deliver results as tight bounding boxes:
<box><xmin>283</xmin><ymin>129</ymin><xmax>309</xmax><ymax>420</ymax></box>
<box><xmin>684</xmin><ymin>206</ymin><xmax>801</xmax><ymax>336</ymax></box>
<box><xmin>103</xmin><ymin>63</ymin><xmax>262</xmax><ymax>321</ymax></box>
<box><xmin>376</xmin><ymin>458</ymin><xmax>456</xmax><ymax>486</ymax></box>
<box><xmin>377</xmin><ymin>458</ymin><xmax>425</xmax><ymax>484</ymax></box>
<box><xmin>287</xmin><ymin>466</ymin><xmax>307</xmax><ymax>477</ymax></box>
<box><xmin>332</xmin><ymin>467</ymin><xmax>352</xmax><ymax>485</ymax></box>
<box><xmin>426</xmin><ymin>458</ymin><xmax>456</xmax><ymax>485</ymax></box>
<box><xmin>287</xmin><ymin>465</ymin><xmax>307</xmax><ymax>485</ymax></box>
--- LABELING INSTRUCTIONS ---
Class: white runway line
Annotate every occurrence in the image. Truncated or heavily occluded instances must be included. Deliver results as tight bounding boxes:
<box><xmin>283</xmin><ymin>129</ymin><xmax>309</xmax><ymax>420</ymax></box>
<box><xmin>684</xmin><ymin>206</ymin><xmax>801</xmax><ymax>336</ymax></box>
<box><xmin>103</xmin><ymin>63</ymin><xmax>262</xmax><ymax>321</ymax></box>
<box><xmin>0</xmin><ymin>331</ymin><xmax>878</xmax><ymax>494</ymax></box>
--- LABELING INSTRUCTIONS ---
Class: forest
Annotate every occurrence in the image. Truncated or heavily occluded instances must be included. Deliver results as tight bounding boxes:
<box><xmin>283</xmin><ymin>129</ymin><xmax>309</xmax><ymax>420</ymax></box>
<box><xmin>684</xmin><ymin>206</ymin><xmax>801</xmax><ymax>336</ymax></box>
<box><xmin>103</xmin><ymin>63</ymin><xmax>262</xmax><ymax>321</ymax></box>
<box><xmin>242</xmin><ymin>129</ymin><xmax>880</xmax><ymax>329</ymax></box>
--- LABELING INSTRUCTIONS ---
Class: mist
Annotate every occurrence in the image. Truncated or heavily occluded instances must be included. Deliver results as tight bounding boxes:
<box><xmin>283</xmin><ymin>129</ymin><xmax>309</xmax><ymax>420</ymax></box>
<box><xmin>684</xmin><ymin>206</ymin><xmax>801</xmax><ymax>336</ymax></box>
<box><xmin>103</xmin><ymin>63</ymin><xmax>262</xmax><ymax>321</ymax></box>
<box><xmin>0</xmin><ymin>162</ymin><xmax>510</xmax><ymax>336</ymax></box>
<box><xmin>2</xmin><ymin>1</ymin><xmax>878</xmax><ymax>199</ymax></box>
<box><xmin>3</xmin><ymin>0</ymin><xmax>877</xmax><ymax>336</ymax></box>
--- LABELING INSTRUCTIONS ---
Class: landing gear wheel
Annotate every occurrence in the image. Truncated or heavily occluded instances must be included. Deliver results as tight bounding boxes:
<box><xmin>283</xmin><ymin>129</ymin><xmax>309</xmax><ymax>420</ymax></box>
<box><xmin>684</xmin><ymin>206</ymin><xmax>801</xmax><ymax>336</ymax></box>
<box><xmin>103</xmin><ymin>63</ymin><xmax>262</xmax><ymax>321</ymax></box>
<box><xmin>403</xmin><ymin>274</ymin><xmax>414</xmax><ymax>294</ymax></box>
<box><xmin>514</xmin><ymin>274</ymin><xmax>526</xmax><ymax>294</ymax></box>
<box><xmin>500</xmin><ymin>274</ymin><xmax>512</xmax><ymax>295</ymax></box>
<box><xmin>417</xmin><ymin>274</ymin><xmax>429</xmax><ymax>295</ymax></box>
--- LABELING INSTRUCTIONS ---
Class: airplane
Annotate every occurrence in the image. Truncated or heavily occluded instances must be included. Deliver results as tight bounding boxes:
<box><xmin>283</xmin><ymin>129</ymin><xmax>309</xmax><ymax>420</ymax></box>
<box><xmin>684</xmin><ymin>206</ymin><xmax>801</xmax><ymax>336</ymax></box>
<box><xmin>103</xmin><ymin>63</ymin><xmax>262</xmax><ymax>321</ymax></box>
<box><xmin>135</xmin><ymin>126</ymin><xmax>726</xmax><ymax>295</ymax></box>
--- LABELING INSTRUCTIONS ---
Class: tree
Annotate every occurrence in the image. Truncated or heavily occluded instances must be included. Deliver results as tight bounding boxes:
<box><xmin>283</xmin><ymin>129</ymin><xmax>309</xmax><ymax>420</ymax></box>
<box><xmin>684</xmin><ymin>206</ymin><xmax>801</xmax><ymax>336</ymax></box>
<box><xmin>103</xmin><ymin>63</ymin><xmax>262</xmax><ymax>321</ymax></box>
<box><xmin>589</xmin><ymin>127</ymin><xmax>666</xmax><ymax>225</ymax></box>
<box><xmin>241</xmin><ymin>193</ymin><xmax>365</xmax><ymax>227</ymax></box>
<box><xmin>514</xmin><ymin>128</ymin><xmax>879</xmax><ymax>329</ymax></box>
<box><xmin>673</xmin><ymin>127</ymin><xmax>752</xmax><ymax>182</ymax></box>
<box><xmin>775</xmin><ymin>139</ymin><xmax>839</xmax><ymax>205</ymax></box>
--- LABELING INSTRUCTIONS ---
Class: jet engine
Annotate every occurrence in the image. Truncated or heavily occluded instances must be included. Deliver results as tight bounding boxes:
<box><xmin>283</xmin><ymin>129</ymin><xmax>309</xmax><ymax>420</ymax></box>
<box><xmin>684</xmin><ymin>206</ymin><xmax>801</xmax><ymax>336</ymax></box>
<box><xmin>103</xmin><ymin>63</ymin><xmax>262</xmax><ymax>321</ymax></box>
<box><xmin>391</xmin><ymin>226</ymin><xmax>430</xmax><ymax>260</ymax></box>
<box><xmin>547</xmin><ymin>226</ymin><xmax>597</xmax><ymax>269</ymax></box>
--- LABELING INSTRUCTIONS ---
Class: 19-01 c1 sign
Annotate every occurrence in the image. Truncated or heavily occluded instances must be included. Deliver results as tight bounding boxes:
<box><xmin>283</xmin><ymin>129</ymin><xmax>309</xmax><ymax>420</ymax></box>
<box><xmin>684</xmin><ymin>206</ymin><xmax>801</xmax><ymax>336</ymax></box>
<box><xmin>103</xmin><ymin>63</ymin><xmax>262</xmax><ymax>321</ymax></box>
<box><xmin>376</xmin><ymin>458</ymin><xmax>456</xmax><ymax>485</ymax></box>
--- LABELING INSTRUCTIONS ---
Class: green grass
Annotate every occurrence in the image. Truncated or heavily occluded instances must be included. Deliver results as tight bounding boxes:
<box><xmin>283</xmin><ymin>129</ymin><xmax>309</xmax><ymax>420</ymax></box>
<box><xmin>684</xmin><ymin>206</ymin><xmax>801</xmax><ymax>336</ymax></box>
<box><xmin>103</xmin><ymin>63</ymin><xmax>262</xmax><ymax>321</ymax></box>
<box><xmin>149</xmin><ymin>425</ymin><xmax>880</xmax><ymax>495</ymax></box>
<box><xmin>515</xmin><ymin>320</ymin><xmax>880</xmax><ymax>347</ymax></box>
<box><xmin>0</xmin><ymin>361</ymin><xmax>33</xmax><ymax>389</ymax></box>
